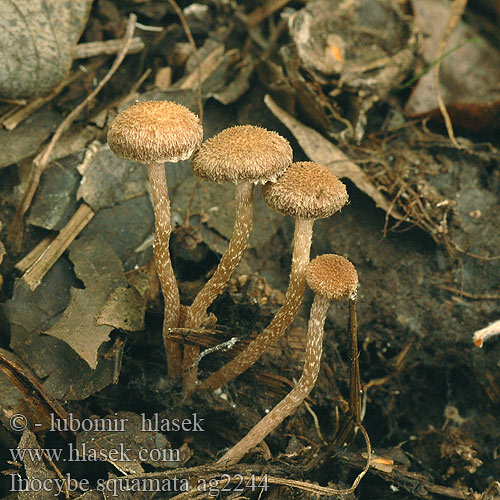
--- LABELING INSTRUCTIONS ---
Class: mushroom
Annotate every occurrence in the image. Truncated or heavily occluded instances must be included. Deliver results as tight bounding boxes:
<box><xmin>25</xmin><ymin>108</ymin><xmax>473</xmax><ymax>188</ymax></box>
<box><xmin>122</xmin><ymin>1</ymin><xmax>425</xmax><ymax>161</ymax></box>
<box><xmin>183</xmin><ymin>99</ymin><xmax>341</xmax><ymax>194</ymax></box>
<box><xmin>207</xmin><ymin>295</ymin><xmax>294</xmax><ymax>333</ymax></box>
<box><xmin>198</xmin><ymin>161</ymin><xmax>348</xmax><ymax>392</ymax></box>
<box><xmin>217</xmin><ymin>254</ymin><xmax>358</xmax><ymax>466</ymax></box>
<box><xmin>107</xmin><ymin>100</ymin><xmax>203</xmax><ymax>377</ymax></box>
<box><xmin>182</xmin><ymin>125</ymin><xmax>292</xmax><ymax>392</ymax></box>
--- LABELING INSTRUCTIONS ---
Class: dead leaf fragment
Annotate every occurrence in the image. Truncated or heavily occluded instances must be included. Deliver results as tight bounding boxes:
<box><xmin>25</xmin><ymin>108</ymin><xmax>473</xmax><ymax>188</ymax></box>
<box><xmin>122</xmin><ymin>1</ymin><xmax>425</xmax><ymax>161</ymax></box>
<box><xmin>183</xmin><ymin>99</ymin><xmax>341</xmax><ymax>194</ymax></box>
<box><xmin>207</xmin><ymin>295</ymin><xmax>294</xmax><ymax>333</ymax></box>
<box><xmin>3</xmin><ymin>260</ymin><xmax>124</xmax><ymax>401</ymax></box>
<box><xmin>46</xmin><ymin>236</ymin><xmax>142</xmax><ymax>369</ymax></box>
<box><xmin>17</xmin><ymin>429</ymin><xmax>58</xmax><ymax>500</ymax></box>
<box><xmin>27</xmin><ymin>156</ymin><xmax>81</xmax><ymax>231</ymax></box>
<box><xmin>76</xmin><ymin>412</ymin><xmax>179</xmax><ymax>475</ymax></box>
<box><xmin>77</xmin><ymin>146</ymin><xmax>149</xmax><ymax>211</ymax></box>
<box><xmin>97</xmin><ymin>286</ymin><xmax>145</xmax><ymax>332</ymax></box>
<box><xmin>0</xmin><ymin>107</ymin><xmax>61</xmax><ymax>169</ymax></box>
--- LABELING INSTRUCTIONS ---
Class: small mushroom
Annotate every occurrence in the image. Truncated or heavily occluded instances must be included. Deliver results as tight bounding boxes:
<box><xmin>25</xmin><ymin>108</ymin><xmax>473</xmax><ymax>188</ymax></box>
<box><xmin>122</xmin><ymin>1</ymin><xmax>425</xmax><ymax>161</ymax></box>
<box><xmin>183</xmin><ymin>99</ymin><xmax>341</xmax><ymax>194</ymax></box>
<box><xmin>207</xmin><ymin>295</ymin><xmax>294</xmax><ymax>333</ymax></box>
<box><xmin>107</xmin><ymin>100</ymin><xmax>203</xmax><ymax>377</ymax></box>
<box><xmin>182</xmin><ymin>125</ymin><xmax>292</xmax><ymax>392</ymax></box>
<box><xmin>217</xmin><ymin>254</ymin><xmax>358</xmax><ymax>466</ymax></box>
<box><xmin>199</xmin><ymin>161</ymin><xmax>348</xmax><ymax>392</ymax></box>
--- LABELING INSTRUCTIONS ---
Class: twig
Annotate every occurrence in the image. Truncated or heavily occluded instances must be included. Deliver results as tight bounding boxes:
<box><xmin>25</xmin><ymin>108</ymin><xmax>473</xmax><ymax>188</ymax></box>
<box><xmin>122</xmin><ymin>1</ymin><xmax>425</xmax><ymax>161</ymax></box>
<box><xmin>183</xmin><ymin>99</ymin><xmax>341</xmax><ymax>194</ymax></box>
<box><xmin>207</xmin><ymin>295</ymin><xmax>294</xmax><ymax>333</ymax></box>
<box><xmin>246</xmin><ymin>0</ymin><xmax>292</xmax><ymax>26</ymax></box>
<box><xmin>472</xmin><ymin>319</ymin><xmax>500</xmax><ymax>347</ymax></box>
<box><xmin>7</xmin><ymin>14</ymin><xmax>137</xmax><ymax>251</ymax></box>
<box><xmin>3</xmin><ymin>59</ymin><xmax>104</xmax><ymax>131</ymax></box>
<box><xmin>450</xmin><ymin>239</ymin><xmax>500</xmax><ymax>261</ymax></box>
<box><xmin>20</xmin><ymin>204</ymin><xmax>95</xmax><ymax>290</ymax></box>
<box><xmin>168</xmin><ymin>0</ymin><xmax>203</xmax><ymax>123</ymax></box>
<box><xmin>303</xmin><ymin>400</ymin><xmax>328</xmax><ymax>446</ymax></box>
<box><xmin>438</xmin><ymin>284</ymin><xmax>500</xmax><ymax>300</ymax></box>
<box><xmin>72</xmin><ymin>37</ymin><xmax>144</xmax><ymax>59</ymax></box>
<box><xmin>175</xmin><ymin>46</ymin><xmax>226</xmax><ymax>91</ymax></box>
<box><xmin>186</xmin><ymin>337</ymin><xmax>240</xmax><ymax>371</ymax></box>
<box><xmin>16</xmin><ymin>236</ymin><xmax>54</xmax><ymax>273</ymax></box>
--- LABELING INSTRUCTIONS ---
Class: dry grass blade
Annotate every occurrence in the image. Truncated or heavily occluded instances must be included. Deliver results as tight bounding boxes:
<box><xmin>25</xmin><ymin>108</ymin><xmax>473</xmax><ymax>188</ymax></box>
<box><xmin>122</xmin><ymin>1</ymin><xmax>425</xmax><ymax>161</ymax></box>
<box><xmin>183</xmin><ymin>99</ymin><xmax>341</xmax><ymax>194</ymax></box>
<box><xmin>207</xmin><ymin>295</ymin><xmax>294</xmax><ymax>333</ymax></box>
<box><xmin>168</xmin><ymin>0</ymin><xmax>203</xmax><ymax>122</ymax></box>
<box><xmin>434</xmin><ymin>0</ymin><xmax>468</xmax><ymax>148</ymax></box>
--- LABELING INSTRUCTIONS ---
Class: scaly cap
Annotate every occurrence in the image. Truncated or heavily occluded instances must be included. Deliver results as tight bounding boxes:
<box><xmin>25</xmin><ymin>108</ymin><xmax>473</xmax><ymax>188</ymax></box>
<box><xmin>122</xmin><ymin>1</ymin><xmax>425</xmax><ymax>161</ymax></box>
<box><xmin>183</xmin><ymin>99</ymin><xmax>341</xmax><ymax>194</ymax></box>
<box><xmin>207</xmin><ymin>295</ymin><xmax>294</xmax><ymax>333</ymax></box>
<box><xmin>107</xmin><ymin>100</ymin><xmax>203</xmax><ymax>164</ymax></box>
<box><xmin>261</xmin><ymin>161</ymin><xmax>348</xmax><ymax>219</ymax></box>
<box><xmin>191</xmin><ymin>125</ymin><xmax>292</xmax><ymax>184</ymax></box>
<box><xmin>306</xmin><ymin>254</ymin><xmax>358</xmax><ymax>300</ymax></box>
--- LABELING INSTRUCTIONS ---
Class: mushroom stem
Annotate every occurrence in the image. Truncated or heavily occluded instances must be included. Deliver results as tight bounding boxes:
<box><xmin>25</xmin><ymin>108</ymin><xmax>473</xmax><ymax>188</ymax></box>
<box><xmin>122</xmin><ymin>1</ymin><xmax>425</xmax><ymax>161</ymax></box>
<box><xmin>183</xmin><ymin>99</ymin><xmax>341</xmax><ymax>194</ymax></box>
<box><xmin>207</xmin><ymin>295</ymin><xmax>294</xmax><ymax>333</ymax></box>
<box><xmin>148</xmin><ymin>162</ymin><xmax>182</xmax><ymax>377</ymax></box>
<box><xmin>183</xmin><ymin>181</ymin><xmax>255</xmax><ymax>392</ymax></box>
<box><xmin>217</xmin><ymin>293</ymin><xmax>330</xmax><ymax>466</ymax></box>
<box><xmin>198</xmin><ymin>218</ymin><xmax>314</xmax><ymax>392</ymax></box>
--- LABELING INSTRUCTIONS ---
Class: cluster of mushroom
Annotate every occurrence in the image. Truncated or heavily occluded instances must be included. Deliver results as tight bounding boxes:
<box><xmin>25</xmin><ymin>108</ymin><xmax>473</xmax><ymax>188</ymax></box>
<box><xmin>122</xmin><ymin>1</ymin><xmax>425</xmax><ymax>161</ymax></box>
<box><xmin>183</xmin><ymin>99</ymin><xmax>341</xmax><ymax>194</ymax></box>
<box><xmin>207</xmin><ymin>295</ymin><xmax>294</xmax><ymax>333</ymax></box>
<box><xmin>107</xmin><ymin>100</ymin><xmax>359</xmax><ymax>463</ymax></box>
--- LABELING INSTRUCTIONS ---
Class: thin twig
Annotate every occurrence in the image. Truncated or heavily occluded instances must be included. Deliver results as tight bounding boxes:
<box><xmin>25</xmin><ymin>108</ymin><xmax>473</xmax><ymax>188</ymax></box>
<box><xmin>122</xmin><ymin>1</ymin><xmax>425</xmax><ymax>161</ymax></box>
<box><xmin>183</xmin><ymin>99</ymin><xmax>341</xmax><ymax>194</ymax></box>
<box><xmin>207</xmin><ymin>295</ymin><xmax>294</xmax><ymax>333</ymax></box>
<box><xmin>438</xmin><ymin>284</ymin><xmax>500</xmax><ymax>300</ymax></box>
<box><xmin>168</xmin><ymin>0</ymin><xmax>203</xmax><ymax>123</ymax></box>
<box><xmin>8</xmin><ymin>14</ymin><xmax>137</xmax><ymax>251</ymax></box>
<box><xmin>21</xmin><ymin>204</ymin><xmax>95</xmax><ymax>290</ymax></box>
<box><xmin>3</xmin><ymin>59</ymin><xmax>104</xmax><ymax>131</ymax></box>
<box><xmin>72</xmin><ymin>37</ymin><xmax>144</xmax><ymax>59</ymax></box>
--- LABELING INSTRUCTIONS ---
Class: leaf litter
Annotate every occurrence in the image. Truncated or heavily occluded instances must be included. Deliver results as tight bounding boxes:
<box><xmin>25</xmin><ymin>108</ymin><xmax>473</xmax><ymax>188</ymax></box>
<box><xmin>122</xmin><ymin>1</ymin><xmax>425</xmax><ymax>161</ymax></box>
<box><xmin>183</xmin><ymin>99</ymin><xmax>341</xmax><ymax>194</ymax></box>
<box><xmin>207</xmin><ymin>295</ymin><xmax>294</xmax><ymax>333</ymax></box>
<box><xmin>0</xmin><ymin>0</ymin><xmax>500</xmax><ymax>498</ymax></box>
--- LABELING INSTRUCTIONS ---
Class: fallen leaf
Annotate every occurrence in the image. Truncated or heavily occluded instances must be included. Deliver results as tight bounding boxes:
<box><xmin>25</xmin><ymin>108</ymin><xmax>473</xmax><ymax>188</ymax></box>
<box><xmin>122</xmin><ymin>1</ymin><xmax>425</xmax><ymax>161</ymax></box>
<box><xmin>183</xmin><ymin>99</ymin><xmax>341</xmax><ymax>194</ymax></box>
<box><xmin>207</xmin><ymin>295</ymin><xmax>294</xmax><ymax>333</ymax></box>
<box><xmin>0</xmin><ymin>0</ymin><xmax>93</xmax><ymax>99</ymax></box>
<box><xmin>46</xmin><ymin>235</ymin><xmax>142</xmax><ymax>369</ymax></box>
<box><xmin>77</xmin><ymin>146</ymin><xmax>149</xmax><ymax>211</ymax></box>
<box><xmin>0</xmin><ymin>347</ymin><xmax>68</xmax><ymax>432</ymax></box>
<box><xmin>76</xmin><ymin>412</ymin><xmax>177</xmax><ymax>474</ymax></box>
<box><xmin>171</xmin><ymin>173</ymin><xmax>283</xmax><ymax>253</ymax></box>
<box><xmin>0</xmin><ymin>107</ymin><xmax>61</xmax><ymax>169</ymax></box>
<box><xmin>81</xmin><ymin>195</ymin><xmax>155</xmax><ymax>271</ymax></box>
<box><xmin>3</xmin><ymin>259</ymin><xmax>123</xmax><ymax>400</ymax></box>
<box><xmin>97</xmin><ymin>286</ymin><xmax>145</xmax><ymax>332</ymax></box>
<box><xmin>27</xmin><ymin>154</ymin><xmax>81</xmax><ymax>231</ymax></box>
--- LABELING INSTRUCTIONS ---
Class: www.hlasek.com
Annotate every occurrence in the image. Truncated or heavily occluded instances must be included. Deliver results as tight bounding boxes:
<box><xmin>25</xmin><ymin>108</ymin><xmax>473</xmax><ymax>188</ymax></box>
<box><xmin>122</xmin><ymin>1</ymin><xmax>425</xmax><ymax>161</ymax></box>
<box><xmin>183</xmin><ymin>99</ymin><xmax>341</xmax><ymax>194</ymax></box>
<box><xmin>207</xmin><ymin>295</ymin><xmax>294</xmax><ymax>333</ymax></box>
<box><xmin>10</xmin><ymin>442</ymin><xmax>181</xmax><ymax>463</ymax></box>
<box><xmin>10</xmin><ymin>473</ymin><xmax>270</xmax><ymax>497</ymax></box>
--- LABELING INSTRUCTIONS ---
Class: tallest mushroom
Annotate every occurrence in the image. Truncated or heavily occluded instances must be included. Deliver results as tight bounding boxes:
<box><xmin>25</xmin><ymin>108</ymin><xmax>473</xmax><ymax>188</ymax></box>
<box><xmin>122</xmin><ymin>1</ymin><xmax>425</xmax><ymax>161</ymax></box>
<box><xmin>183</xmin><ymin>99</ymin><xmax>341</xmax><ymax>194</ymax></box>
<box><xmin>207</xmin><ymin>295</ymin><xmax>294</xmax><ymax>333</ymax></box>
<box><xmin>107</xmin><ymin>100</ymin><xmax>203</xmax><ymax>377</ymax></box>
<box><xmin>198</xmin><ymin>162</ymin><xmax>348</xmax><ymax>392</ymax></box>
<box><xmin>183</xmin><ymin>125</ymin><xmax>293</xmax><ymax>393</ymax></box>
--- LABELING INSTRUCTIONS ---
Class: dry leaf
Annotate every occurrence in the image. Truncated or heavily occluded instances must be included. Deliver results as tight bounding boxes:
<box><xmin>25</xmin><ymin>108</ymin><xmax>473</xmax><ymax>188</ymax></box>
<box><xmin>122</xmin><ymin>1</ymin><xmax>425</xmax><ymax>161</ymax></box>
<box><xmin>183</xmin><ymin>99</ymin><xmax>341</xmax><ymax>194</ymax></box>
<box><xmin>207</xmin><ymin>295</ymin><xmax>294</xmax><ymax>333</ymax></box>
<box><xmin>76</xmin><ymin>412</ymin><xmax>177</xmax><ymax>475</ymax></box>
<box><xmin>0</xmin><ymin>0</ymin><xmax>92</xmax><ymax>99</ymax></box>
<box><xmin>46</xmin><ymin>236</ymin><xmax>142</xmax><ymax>369</ymax></box>
<box><xmin>264</xmin><ymin>95</ymin><xmax>403</xmax><ymax>219</ymax></box>
<box><xmin>77</xmin><ymin>146</ymin><xmax>149</xmax><ymax>211</ymax></box>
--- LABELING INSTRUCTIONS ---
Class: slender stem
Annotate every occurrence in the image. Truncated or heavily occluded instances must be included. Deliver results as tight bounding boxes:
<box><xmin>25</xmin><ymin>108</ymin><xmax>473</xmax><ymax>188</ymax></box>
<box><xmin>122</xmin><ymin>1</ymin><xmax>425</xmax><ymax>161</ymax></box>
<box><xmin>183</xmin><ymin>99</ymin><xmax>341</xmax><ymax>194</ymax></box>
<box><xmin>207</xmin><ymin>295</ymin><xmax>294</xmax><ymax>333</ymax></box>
<box><xmin>217</xmin><ymin>294</ymin><xmax>330</xmax><ymax>466</ymax></box>
<box><xmin>148</xmin><ymin>162</ymin><xmax>182</xmax><ymax>377</ymax></box>
<box><xmin>198</xmin><ymin>218</ymin><xmax>314</xmax><ymax>393</ymax></box>
<box><xmin>182</xmin><ymin>181</ymin><xmax>254</xmax><ymax>393</ymax></box>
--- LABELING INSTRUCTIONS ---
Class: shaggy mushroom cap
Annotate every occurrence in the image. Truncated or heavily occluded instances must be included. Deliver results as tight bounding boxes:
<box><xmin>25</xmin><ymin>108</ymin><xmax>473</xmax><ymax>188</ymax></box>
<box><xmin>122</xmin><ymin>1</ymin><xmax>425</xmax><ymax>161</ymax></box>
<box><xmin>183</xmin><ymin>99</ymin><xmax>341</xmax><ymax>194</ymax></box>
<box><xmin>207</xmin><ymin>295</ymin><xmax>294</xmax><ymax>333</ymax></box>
<box><xmin>306</xmin><ymin>254</ymin><xmax>358</xmax><ymax>300</ymax></box>
<box><xmin>262</xmin><ymin>161</ymin><xmax>348</xmax><ymax>219</ymax></box>
<box><xmin>107</xmin><ymin>100</ymin><xmax>203</xmax><ymax>163</ymax></box>
<box><xmin>191</xmin><ymin>125</ymin><xmax>292</xmax><ymax>184</ymax></box>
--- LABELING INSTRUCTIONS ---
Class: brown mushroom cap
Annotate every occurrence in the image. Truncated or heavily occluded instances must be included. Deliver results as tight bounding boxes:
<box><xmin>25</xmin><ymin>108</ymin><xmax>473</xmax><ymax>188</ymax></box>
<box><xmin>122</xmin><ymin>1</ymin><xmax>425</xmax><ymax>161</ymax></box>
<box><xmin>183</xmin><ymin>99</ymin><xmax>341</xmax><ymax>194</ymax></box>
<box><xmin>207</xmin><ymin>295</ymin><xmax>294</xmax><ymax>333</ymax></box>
<box><xmin>262</xmin><ymin>161</ymin><xmax>348</xmax><ymax>219</ymax></box>
<box><xmin>107</xmin><ymin>100</ymin><xmax>203</xmax><ymax>164</ymax></box>
<box><xmin>191</xmin><ymin>125</ymin><xmax>292</xmax><ymax>184</ymax></box>
<box><xmin>306</xmin><ymin>254</ymin><xmax>358</xmax><ymax>300</ymax></box>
